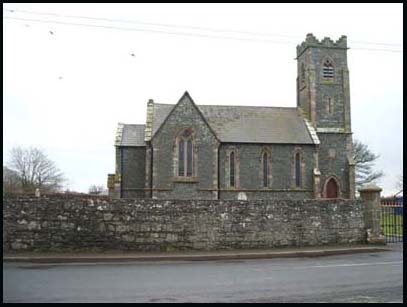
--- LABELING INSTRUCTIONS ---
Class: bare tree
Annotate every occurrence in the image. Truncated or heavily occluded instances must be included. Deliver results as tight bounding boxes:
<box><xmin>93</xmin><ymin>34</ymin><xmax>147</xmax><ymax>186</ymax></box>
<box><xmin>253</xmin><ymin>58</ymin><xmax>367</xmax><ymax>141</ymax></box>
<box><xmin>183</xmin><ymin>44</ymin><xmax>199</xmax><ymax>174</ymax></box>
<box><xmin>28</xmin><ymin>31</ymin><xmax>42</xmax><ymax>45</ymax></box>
<box><xmin>3</xmin><ymin>166</ymin><xmax>22</xmax><ymax>193</ymax></box>
<box><xmin>7</xmin><ymin>146</ymin><xmax>66</xmax><ymax>193</ymax></box>
<box><xmin>89</xmin><ymin>184</ymin><xmax>106</xmax><ymax>195</ymax></box>
<box><xmin>352</xmin><ymin>139</ymin><xmax>384</xmax><ymax>188</ymax></box>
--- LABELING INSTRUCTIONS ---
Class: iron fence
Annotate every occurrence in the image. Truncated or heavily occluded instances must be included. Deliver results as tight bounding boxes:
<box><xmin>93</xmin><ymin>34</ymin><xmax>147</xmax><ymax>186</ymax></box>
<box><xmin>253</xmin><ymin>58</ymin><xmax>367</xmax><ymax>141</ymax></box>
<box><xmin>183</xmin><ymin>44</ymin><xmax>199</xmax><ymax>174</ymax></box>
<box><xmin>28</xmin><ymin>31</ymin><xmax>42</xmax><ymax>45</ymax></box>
<box><xmin>381</xmin><ymin>197</ymin><xmax>403</xmax><ymax>243</ymax></box>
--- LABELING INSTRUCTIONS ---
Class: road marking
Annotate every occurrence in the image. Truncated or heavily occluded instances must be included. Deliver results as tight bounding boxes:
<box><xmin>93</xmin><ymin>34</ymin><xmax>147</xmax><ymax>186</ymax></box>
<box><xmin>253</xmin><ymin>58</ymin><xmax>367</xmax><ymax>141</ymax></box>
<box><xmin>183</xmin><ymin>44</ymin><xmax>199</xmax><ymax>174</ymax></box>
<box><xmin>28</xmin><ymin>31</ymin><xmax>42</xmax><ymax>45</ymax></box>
<box><xmin>308</xmin><ymin>261</ymin><xmax>402</xmax><ymax>268</ymax></box>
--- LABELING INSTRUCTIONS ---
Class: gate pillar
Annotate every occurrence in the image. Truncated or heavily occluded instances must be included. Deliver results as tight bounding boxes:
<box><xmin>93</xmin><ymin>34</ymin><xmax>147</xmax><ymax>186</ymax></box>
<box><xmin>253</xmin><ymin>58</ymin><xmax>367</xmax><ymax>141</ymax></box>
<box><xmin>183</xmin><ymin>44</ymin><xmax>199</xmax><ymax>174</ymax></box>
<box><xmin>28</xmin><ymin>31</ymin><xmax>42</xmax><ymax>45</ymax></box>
<box><xmin>358</xmin><ymin>185</ymin><xmax>385</xmax><ymax>244</ymax></box>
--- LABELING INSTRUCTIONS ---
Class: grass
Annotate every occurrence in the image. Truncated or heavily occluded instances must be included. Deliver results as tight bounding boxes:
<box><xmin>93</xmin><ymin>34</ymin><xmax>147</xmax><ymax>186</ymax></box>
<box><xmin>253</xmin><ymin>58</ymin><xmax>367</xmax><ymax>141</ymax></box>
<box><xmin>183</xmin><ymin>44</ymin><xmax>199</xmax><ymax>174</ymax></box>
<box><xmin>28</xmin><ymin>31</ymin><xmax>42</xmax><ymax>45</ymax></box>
<box><xmin>381</xmin><ymin>212</ymin><xmax>403</xmax><ymax>236</ymax></box>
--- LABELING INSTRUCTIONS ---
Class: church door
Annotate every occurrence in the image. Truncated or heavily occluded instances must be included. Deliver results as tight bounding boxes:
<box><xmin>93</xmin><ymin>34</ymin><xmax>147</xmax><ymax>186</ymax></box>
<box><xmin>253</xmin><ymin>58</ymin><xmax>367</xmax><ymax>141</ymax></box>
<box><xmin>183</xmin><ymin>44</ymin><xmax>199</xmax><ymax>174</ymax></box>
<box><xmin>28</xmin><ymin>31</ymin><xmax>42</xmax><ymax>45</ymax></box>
<box><xmin>326</xmin><ymin>178</ymin><xmax>338</xmax><ymax>198</ymax></box>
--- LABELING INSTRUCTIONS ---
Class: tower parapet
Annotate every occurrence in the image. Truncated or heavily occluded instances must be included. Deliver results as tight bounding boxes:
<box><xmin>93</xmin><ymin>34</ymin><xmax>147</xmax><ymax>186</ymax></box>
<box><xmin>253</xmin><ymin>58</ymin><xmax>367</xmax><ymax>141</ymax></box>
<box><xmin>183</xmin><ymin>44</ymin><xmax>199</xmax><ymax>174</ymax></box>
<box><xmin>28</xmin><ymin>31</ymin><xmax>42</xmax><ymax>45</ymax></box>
<box><xmin>296</xmin><ymin>33</ymin><xmax>348</xmax><ymax>58</ymax></box>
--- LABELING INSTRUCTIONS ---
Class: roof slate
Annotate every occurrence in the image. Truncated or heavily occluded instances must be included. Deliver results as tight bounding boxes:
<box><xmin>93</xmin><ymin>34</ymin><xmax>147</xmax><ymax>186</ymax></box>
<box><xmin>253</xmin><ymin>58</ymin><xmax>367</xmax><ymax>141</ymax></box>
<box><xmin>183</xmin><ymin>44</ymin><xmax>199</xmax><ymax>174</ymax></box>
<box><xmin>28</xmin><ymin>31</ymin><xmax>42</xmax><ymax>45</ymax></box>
<box><xmin>116</xmin><ymin>100</ymin><xmax>316</xmax><ymax>146</ymax></box>
<box><xmin>152</xmin><ymin>103</ymin><xmax>174</xmax><ymax>137</ymax></box>
<box><xmin>117</xmin><ymin>124</ymin><xmax>146</xmax><ymax>146</ymax></box>
<box><xmin>151</xmin><ymin>103</ymin><xmax>314</xmax><ymax>144</ymax></box>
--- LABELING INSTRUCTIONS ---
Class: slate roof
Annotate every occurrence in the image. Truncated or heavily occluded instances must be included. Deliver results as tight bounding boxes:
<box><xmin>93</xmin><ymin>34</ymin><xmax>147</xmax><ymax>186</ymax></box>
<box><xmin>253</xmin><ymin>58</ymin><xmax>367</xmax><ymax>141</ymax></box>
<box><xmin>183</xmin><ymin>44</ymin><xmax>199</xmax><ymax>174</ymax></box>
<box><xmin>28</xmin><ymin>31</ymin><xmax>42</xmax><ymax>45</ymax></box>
<box><xmin>116</xmin><ymin>101</ymin><xmax>317</xmax><ymax>146</ymax></box>
<box><xmin>152</xmin><ymin>103</ymin><xmax>174</xmax><ymax>137</ymax></box>
<box><xmin>151</xmin><ymin>103</ymin><xmax>315</xmax><ymax>144</ymax></box>
<box><xmin>200</xmin><ymin>105</ymin><xmax>314</xmax><ymax>144</ymax></box>
<box><xmin>115</xmin><ymin>124</ymin><xmax>146</xmax><ymax>146</ymax></box>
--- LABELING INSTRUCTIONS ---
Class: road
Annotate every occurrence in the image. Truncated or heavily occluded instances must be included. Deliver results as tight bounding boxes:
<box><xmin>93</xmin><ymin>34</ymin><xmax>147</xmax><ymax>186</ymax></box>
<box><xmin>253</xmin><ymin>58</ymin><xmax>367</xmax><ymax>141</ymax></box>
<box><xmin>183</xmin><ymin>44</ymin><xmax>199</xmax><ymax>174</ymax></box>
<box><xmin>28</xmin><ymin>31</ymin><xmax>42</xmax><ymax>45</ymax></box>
<box><xmin>3</xmin><ymin>244</ymin><xmax>403</xmax><ymax>303</ymax></box>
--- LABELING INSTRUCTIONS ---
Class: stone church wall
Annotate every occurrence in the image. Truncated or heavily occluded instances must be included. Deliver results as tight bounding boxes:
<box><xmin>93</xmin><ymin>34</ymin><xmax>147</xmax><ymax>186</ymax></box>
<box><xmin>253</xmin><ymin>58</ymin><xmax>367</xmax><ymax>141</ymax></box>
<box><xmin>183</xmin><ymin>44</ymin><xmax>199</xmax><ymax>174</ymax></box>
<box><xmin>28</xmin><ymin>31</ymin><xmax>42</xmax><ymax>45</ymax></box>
<box><xmin>3</xmin><ymin>194</ymin><xmax>366</xmax><ymax>252</ymax></box>
<box><xmin>151</xmin><ymin>94</ymin><xmax>218</xmax><ymax>200</ymax></box>
<box><xmin>317</xmin><ymin>133</ymin><xmax>350</xmax><ymax>197</ymax></box>
<box><xmin>120</xmin><ymin>147</ymin><xmax>146</xmax><ymax>198</ymax></box>
<box><xmin>219</xmin><ymin>144</ymin><xmax>315</xmax><ymax>200</ymax></box>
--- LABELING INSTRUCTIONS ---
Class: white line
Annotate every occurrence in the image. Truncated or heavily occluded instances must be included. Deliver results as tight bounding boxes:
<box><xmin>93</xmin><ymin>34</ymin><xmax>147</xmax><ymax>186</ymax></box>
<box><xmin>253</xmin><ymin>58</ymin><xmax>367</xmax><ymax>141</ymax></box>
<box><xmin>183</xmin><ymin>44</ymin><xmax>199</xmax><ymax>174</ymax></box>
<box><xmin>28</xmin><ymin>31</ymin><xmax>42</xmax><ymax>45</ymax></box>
<box><xmin>309</xmin><ymin>261</ymin><xmax>402</xmax><ymax>268</ymax></box>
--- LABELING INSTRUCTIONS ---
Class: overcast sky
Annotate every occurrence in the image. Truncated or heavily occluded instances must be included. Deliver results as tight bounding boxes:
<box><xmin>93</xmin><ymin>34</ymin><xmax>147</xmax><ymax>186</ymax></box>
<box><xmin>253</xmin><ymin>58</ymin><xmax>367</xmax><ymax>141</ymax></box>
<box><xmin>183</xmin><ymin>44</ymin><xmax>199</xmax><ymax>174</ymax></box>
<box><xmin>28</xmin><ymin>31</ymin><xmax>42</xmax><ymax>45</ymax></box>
<box><xmin>3</xmin><ymin>3</ymin><xmax>403</xmax><ymax>196</ymax></box>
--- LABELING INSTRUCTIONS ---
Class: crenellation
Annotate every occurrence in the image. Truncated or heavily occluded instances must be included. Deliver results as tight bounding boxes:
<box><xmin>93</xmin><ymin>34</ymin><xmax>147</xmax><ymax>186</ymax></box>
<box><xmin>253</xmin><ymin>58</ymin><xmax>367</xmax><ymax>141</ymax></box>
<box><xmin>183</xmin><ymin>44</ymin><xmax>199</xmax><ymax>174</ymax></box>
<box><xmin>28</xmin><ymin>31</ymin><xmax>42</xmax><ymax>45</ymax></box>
<box><xmin>297</xmin><ymin>33</ymin><xmax>348</xmax><ymax>58</ymax></box>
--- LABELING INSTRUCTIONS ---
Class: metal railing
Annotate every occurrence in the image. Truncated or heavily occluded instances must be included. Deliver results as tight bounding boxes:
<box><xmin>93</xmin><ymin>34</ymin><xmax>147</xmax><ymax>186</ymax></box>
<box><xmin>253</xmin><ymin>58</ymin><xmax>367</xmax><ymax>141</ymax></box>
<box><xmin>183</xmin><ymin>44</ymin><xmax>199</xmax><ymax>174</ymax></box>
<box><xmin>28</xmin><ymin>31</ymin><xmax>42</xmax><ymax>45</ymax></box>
<box><xmin>381</xmin><ymin>198</ymin><xmax>403</xmax><ymax>243</ymax></box>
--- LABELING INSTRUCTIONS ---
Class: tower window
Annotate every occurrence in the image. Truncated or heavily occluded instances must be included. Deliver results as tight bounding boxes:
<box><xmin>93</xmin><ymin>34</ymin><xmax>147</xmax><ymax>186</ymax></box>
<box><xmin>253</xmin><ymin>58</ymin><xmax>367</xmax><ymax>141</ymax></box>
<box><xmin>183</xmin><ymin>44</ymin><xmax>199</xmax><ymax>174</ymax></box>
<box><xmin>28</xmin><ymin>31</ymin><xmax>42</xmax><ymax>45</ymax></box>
<box><xmin>327</xmin><ymin>97</ymin><xmax>332</xmax><ymax>114</ymax></box>
<box><xmin>322</xmin><ymin>58</ymin><xmax>334</xmax><ymax>81</ymax></box>
<box><xmin>326</xmin><ymin>96</ymin><xmax>334</xmax><ymax>115</ymax></box>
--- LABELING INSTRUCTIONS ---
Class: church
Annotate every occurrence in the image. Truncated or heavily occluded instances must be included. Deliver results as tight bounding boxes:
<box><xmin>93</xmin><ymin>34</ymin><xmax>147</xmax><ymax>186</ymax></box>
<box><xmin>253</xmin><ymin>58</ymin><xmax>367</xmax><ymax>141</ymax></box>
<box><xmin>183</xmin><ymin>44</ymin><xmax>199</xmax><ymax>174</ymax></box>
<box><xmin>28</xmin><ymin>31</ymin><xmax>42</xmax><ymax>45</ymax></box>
<box><xmin>107</xmin><ymin>33</ymin><xmax>355</xmax><ymax>200</ymax></box>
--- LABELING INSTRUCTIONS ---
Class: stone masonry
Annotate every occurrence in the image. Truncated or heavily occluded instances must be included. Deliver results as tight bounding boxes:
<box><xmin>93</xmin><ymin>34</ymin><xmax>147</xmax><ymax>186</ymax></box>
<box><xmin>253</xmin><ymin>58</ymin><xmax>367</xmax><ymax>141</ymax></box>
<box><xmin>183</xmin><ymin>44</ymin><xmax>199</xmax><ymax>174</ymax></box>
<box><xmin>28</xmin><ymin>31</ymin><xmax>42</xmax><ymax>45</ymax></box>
<box><xmin>109</xmin><ymin>33</ymin><xmax>355</xmax><ymax>200</ymax></box>
<box><xmin>3</xmin><ymin>194</ymin><xmax>367</xmax><ymax>252</ymax></box>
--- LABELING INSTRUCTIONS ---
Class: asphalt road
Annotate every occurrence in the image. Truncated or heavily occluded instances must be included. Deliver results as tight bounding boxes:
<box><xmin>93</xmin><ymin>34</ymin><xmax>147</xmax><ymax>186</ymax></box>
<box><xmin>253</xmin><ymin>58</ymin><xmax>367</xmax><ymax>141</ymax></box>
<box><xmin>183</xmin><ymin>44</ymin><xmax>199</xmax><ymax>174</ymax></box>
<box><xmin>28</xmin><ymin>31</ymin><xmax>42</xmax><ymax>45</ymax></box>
<box><xmin>3</xmin><ymin>244</ymin><xmax>403</xmax><ymax>303</ymax></box>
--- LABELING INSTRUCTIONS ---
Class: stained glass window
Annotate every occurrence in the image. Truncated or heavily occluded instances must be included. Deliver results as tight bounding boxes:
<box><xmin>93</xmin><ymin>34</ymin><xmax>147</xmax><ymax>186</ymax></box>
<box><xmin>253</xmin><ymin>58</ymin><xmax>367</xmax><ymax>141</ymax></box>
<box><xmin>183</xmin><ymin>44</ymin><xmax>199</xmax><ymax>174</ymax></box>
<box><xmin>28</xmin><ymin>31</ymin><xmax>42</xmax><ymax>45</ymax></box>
<box><xmin>186</xmin><ymin>139</ymin><xmax>193</xmax><ymax>177</ymax></box>
<box><xmin>178</xmin><ymin>140</ymin><xmax>185</xmax><ymax>176</ymax></box>
<box><xmin>178</xmin><ymin>130</ymin><xmax>193</xmax><ymax>177</ymax></box>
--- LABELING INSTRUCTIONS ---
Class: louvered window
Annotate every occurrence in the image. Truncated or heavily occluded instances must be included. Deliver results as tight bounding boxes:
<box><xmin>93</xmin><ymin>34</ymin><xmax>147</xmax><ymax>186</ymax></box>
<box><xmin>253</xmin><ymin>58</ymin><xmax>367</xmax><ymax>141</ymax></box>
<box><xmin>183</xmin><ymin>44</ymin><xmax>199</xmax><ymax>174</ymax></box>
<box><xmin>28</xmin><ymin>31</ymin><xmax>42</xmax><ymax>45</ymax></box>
<box><xmin>322</xmin><ymin>58</ymin><xmax>334</xmax><ymax>81</ymax></box>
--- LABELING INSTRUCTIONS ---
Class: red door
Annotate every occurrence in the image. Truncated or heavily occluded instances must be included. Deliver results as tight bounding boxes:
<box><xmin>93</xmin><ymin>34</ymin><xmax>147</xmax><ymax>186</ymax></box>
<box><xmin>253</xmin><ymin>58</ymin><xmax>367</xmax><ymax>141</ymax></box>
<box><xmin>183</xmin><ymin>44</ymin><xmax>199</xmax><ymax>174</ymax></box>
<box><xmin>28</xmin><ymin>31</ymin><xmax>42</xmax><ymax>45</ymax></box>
<box><xmin>326</xmin><ymin>178</ymin><xmax>338</xmax><ymax>198</ymax></box>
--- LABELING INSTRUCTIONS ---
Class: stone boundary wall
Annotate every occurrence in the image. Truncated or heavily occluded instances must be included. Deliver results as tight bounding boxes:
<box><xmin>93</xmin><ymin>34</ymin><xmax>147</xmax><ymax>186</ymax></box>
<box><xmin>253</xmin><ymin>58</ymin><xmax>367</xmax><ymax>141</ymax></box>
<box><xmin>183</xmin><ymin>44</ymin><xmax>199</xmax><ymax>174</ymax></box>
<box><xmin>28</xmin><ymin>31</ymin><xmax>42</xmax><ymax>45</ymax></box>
<box><xmin>3</xmin><ymin>194</ymin><xmax>366</xmax><ymax>252</ymax></box>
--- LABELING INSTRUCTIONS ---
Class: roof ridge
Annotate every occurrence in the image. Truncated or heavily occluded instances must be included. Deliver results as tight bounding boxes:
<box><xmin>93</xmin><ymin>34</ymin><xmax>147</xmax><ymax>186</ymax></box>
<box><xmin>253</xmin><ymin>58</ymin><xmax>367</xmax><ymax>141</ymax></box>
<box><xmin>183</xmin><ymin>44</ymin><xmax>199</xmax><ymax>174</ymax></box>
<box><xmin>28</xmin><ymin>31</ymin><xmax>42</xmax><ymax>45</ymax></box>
<box><xmin>151</xmin><ymin>92</ymin><xmax>220</xmax><ymax>143</ymax></box>
<box><xmin>149</xmin><ymin>97</ymin><xmax>313</xmax><ymax>144</ymax></box>
<box><xmin>153</xmin><ymin>102</ymin><xmax>297</xmax><ymax>109</ymax></box>
<box><xmin>198</xmin><ymin>104</ymin><xmax>297</xmax><ymax>109</ymax></box>
<box><xmin>153</xmin><ymin>103</ymin><xmax>174</xmax><ymax>105</ymax></box>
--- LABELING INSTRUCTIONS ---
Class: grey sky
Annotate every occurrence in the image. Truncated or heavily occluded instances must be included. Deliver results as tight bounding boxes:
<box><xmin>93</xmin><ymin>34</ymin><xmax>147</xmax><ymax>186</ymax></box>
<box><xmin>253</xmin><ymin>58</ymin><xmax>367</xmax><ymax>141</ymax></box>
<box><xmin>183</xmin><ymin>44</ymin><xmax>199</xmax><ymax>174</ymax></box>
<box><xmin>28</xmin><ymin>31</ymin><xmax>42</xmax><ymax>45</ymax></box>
<box><xmin>3</xmin><ymin>3</ymin><xmax>403</xmax><ymax>196</ymax></box>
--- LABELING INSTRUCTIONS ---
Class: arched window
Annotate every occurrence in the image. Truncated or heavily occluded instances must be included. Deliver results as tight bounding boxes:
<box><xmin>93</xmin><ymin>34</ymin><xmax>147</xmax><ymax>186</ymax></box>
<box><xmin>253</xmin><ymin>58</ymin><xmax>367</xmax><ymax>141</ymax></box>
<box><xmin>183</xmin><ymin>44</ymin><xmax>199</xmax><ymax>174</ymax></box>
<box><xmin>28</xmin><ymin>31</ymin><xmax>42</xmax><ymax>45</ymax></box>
<box><xmin>177</xmin><ymin>129</ymin><xmax>193</xmax><ymax>177</ymax></box>
<box><xmin>230</xmin><ymin>151</ymin><xmax>235</xmax><ymax>188</ymax></box>
<box><xmin>262</xmin><ymin>152</ymin><xmax>269</xmax><ymax>187</ymax></box>
<box><xmin>322</xmin><ymin>58</ymin><xmax>334</xmax><ymax>81</ymax></box>
<box><xmin>295</xmin><ymin>152</ymin><xmax>301</xmax><ymax>188</ymax></box>
<box><xmin>186</xmin><ymin>139</ymin><xmax>192</xmax><ymax>176</ymax></box>
<box><xmin>226</xmin><ymin>148</ymin><xmax>239</xmax><ymax>189</ymax></box>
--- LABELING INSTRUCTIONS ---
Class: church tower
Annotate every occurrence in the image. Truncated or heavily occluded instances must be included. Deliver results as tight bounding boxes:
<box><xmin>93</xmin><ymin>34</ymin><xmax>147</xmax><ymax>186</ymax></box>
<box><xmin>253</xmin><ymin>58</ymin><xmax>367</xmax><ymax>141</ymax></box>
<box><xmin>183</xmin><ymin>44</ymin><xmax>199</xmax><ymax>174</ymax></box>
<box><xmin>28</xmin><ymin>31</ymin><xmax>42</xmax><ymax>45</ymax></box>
<box><xmin>296</xmin><ymin>33</ymin><xmax>355</xmax><ymax>199</ymax></box>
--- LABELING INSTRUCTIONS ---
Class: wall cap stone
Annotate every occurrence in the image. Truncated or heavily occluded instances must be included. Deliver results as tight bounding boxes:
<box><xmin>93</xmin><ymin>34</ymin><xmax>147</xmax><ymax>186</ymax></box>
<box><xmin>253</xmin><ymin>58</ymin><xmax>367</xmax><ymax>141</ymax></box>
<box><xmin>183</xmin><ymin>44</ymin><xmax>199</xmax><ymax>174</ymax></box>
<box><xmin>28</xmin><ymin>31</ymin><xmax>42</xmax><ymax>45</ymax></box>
<box><xmin>358</xmin><ymin>185</ymin><xmax>382</xmax><ymax>193</ymax></box>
